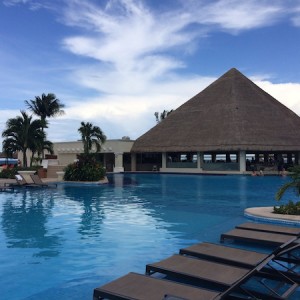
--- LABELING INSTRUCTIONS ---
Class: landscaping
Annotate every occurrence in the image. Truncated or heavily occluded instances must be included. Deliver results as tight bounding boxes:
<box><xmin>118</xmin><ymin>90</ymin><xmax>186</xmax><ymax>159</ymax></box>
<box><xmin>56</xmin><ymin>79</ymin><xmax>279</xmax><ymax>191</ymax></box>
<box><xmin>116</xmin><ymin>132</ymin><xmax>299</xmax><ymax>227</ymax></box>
<box><xmin>275</xmin><ymin>166</ymin><xmax>300</xmax><ymax>215</ymax></box>
<box><xmin>63</xmin><ymin>154</ymin><xmax>106</xmax><ymax>182</ymax></box>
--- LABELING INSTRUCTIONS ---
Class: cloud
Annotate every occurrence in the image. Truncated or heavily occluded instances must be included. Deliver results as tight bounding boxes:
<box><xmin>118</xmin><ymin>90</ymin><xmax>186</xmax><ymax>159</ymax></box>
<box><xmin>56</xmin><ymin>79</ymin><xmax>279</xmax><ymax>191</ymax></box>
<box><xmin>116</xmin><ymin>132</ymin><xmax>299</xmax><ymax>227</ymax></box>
<box><xmin>62</xmin><ymin>0</ymin><xmax>286</xmax><ymax>67</ymax></box>
<box><xmin>2</xmin><ymin>0</ymin><xmax>53</xmax><ymax>10</ymax></box>
<box><xmin>47</xmin><ymin>74</ymin><xmax>214</xmax><ymax>140</ymax></box>
<box><xmin>290</xmin><ymin>5</ymin><xmax>300</xmax><ymax>26</ymax></box>
<box><xmin>3</xmin><ymin>0</ymin><xmax>29</xmax><ymax>5</ymax></box>
<box><xmin>60</xmin><ymin>0</ymin><xmax>293</xmax><ymax>102</ymax></box>
<box><xmin>62</xmin><ymin>0</ymin><xmax>200</xmax><ymax>72</ymax></box>
<box><xmin>255</xmin><ymin>80</ymin><xmax>300</xmax><ymax>115</ymax></box>
<box><xmin>195</xmin><ymin>0</ymin><xmax>284</xmax><ymax>31</ymax></box>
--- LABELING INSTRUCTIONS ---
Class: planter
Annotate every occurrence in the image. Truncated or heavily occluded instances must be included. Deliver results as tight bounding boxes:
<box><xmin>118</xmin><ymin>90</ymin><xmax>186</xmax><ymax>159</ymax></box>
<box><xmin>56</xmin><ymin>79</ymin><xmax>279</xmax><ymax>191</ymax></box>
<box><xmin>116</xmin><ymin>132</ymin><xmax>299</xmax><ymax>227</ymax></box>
<box><xmin>38</xmin><ymin>168</ymin><xmax>47</xmax><ymax>178</ymax></box>
<box><xmin>56</xmin><ymin>171</ymin><xmax>65</xmax><ymax>181</ymax></box>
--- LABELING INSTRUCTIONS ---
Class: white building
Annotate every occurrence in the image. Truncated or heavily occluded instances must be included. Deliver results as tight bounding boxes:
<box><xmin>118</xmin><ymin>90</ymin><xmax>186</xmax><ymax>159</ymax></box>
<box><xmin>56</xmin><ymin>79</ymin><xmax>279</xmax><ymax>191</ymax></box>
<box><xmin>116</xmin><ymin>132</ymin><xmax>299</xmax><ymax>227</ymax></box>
<box><xmin>18</xmin><ymin>138</ymin><xmax>135</xmax><ymax>178</ymax></box>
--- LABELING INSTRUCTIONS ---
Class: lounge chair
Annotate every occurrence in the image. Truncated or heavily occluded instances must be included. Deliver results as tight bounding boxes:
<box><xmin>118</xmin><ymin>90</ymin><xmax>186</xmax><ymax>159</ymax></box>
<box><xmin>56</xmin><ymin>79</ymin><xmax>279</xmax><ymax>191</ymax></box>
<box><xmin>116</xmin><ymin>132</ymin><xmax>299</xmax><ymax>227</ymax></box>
<box><xmin>146</xmin><ymin>254</ymin><xmax>250</xmax><ymax>289</ymax></box>
<box><xmin>146</xmin><ymin>253</ymin><xmax>299</xmax><ymax>300</ymax></box>
<box><xmin>180</xmin><ymin>241</ymin><xmax>300</xmax><ymax>281</ymax></box>
<box><xmin>220</xmin><ymin>228</ymin><xmax>299</xmax><ymax>247</ymax></box>
<box><xmin>93</xmin><ymin>272</ymin><xmax>220</xmax><ymax>300</ymax></box>
<box><xmin>30</xmin><ymin>174</ymin><xmax>57</xmax><ymax>188</ymax></box>
<box><xmin>15</xmin><ymin>174</ymin><xmax>28</xmax><ymax>186</ymax></box>
<box><xmin>179</xmin><ymin>242</ymin><xmax>268</xmax><ymax>268</ymax></box>
<box><xmin>236</xmin><ymin>222</ymin><xmax>300</xmax><ymax>236</ymax></box>
<box><xmin>94</xmin><ymin>241</ymin><xmax>300</xmax><ymax>300</ymax></box>
<box><xmin>5</xmin><ymin>174</ymin><xmax>36</xmax><ymax>188</ymax></box>
<box><xmin>218</xmin><ymin>260</ymin><xmax>299</xmax><ymax>300</ymax></box>
<box><xmin>94</xmin><ymin>269</ymin><xmax>298</xmax><ymax>300</ymax></box>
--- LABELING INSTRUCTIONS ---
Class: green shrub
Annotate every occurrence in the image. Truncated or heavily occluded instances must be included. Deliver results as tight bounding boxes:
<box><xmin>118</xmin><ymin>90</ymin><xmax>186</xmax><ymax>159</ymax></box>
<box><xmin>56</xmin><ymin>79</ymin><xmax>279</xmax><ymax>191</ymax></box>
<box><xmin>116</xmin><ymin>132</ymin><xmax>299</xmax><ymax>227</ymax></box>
<box><xmin>64</xmin><ymin>154</ymin><xmax>106</xmax><ymax>181</ymax></box>
<box><xmin>0</xmin><ymin>167</ymin><xmax>18</xmax><ymax>179</ymax></box>
<box><xmin>273</xmin><ymin>201</ymin><xmax>300</xmax><ymax>215</ymax></box>
<box><xmin>18</xmin><ymin>166</ymin><xmax>41</xmax><ymax>172</ymax></box>
<box><xmin>275</xmin><ymin>165</ymin><xmax>300</xmax><ymax>215</ymax></box>
<box><xmin>0</xmin><ymin>166</ymin><xmax>44</xmax><ymax>179</ymax></box>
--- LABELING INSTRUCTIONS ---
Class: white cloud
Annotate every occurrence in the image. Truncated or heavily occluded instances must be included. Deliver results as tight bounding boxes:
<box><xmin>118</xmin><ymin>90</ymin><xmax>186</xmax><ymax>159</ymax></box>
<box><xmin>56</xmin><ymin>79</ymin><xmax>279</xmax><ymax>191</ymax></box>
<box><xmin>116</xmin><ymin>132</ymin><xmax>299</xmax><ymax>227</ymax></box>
<box><xmin>59</xmin><ymin>0</ymin><xmax>293</xmax><ymax>112</ymax></box>
<box><xmin>291</xmin><ymin>5</ymin><xmax>300</xmax><ymax>26</ymax></box>
<box><xmin>62</xmin><ymin>0</ymin><xmax>199</xmax><ymax>73</ymax></box>
<box><xmin>2</xmin><ymin>0</ymin><xmax>53</xmax><ymax>10</ymax></box>
<box><xmin>48</xmin><ymin>74</ymin><xmax>213</xmax><ymax>139</ymax></box>
<box><xmin>62</xmin><ymin>0</ymin><xmax>286</xmax><ymax>69</ymax></box>
<box><xmin>255</xmin><ymin>80</ymin><xmax>300</xmax><ymax>116</ymax></box>
<box><xmin>196</xmin><ymin>0</ymin><xmax>284</xmax><ymax>31</ymax></box>
<box><xmin>3</xmin><ymin>0</ymin><xmax>29</xmax><ymax>5</ymax></box>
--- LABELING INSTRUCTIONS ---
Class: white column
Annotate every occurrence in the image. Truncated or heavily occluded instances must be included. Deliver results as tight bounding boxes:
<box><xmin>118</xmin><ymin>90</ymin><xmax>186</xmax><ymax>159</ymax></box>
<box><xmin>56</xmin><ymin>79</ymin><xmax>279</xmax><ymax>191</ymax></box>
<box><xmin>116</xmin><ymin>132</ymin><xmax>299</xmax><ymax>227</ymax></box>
<box><xmin>239</xmin><ymin>150</ymin><xmax>246</xmax><ymax>172</ymax></box>
<box><xmin>162</xmin><ymin>152</ymin><xmax>167</xmax><ymax>169</ymax></box>
<box><xmin>103</xmin><ymin>154</ymin><xmax>107</xmax><ymax>169</ymax></box>
<box><xmin>197</xmin><ymin>151</ymin><xmax>202</xmax><ymax>169</ymax></box>
<box><xmin>131</xmin><ymin>153</ymin><xmax>136</xmax><ymax>171</ymax></box>
<box><xmin>113</xmin><ymin>152</ymin><xmax>124</xmax><ymax>173</ymax></box>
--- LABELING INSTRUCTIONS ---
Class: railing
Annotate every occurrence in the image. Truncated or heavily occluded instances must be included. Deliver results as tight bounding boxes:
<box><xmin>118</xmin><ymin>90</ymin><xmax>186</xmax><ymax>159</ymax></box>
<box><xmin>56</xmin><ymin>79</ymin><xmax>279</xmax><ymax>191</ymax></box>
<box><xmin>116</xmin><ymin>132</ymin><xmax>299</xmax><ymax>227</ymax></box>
<box><xmin>167</xmin><ymin>162</ymin><xmax>197</xmax><ymax>168</ymax></box>
<box><xmin>202</xmin><ymin>162</ymin><xmax>239</xmax><ymax>171</ymax></box>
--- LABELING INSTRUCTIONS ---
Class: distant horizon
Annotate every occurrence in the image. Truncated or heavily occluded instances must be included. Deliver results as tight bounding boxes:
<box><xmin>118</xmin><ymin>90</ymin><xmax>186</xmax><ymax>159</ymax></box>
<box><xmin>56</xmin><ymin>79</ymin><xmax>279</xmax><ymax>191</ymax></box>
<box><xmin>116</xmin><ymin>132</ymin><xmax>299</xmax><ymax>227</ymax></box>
<box><xmin>1</xmin><ymin>1</ymin><xmax>300</xmax><ymax>147</ymax></box>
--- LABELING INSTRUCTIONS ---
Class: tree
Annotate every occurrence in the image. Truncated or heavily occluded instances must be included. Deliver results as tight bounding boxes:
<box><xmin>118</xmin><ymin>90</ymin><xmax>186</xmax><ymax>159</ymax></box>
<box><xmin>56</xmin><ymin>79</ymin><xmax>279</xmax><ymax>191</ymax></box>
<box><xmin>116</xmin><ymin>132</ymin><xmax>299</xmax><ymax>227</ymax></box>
<box><xmin>2</xmin><ymin>138</ymin><xmax>16</xmax><ymax>159</ymax></box>
<box><xmin>274</xmin><ymin>166</ymin><xmax>300</xmax><ymax>215</ymax></box>
<box><xmin>154</xmin><ymin>109</ymin><xmax>173</xmax><ymax>123</ymax></box>
<box><xmin>276</xmin><ymin>166</ymin><xmax>300</xmax><ymax>200</ymax></box>
<box><xmin>2</xmin><ymin>111</ymin><xmax>45</xmax><ymax>167</ymax></box>
<box><xmin>29</xmin><ymin>138</ymin><xmax>53</xmax><ymax>167</ymax></box>
<box><xmin>78</xmin><ymin>122</ymin><xmax>106</xmax><ymax>155</ymax></box>
<box><xmin>25</xmin><ymin>93</ymin><xmax>65</xmax><ymax>158</ymax></box>
<box><xmin>25</xmin><ymin>93</ymin><xmax>65</xmax><ymax>126</ymax></box>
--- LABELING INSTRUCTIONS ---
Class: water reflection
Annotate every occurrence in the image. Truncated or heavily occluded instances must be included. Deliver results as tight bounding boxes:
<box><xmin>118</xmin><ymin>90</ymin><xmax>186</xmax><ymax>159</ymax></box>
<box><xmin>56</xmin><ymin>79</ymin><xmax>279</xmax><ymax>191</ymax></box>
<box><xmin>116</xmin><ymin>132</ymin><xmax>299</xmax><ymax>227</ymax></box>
<box><xmin>105</xmin><ymin>174</ymin><xmax>292</xmax><ymax>235</ymax></box>
<box><xmin>61</xmin><ymin>186</ymin><xmax>105</xmax><ymax>237</ymax></box>
<box><xmin>0</xmin><ymin>176</ymin><xmax>292</xmax><ymax>260</ymax></box>
<box><xmin>1</xmin><ymin>189</ymin><xmax>62</xmax><ymax>258</ymax></box>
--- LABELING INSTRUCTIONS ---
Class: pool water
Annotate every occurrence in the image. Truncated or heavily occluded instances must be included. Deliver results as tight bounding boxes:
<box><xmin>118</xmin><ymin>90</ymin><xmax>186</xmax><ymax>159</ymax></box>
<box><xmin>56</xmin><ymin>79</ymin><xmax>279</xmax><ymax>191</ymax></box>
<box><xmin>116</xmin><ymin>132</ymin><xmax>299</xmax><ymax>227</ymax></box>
<box><xmin>0</xmin><ymin>174</ymin><xmax>297</xmax><ymax>299</ymax></box>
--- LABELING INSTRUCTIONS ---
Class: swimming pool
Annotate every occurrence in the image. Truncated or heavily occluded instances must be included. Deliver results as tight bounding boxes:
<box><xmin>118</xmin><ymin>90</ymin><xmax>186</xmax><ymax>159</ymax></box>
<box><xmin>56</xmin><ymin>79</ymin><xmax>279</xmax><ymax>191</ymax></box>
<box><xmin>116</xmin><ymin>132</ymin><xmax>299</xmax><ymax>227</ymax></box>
<box><xmin>0</xmin><ymin>174</ymin><xmax>297</xmax><ymax>299</ymax></box>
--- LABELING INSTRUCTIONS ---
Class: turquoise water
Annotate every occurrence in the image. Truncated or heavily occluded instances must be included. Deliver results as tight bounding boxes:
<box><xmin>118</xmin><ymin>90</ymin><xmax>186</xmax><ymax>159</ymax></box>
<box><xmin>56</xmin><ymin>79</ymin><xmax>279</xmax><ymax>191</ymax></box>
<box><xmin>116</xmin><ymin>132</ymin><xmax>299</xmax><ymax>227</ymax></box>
<box><xmin>0</xmin><ymin>174</ymin><xmax>297</xmax><ymax>299</ymax></box>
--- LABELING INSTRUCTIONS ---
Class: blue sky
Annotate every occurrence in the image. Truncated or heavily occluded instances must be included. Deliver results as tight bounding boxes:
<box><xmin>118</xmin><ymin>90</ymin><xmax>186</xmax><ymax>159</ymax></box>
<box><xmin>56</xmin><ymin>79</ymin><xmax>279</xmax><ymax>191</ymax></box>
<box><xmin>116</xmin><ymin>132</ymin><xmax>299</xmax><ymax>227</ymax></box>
<box><xmin>1</xmin><ymin>0</ymin><xmax>300</xmax><ymax>145</ymax></box>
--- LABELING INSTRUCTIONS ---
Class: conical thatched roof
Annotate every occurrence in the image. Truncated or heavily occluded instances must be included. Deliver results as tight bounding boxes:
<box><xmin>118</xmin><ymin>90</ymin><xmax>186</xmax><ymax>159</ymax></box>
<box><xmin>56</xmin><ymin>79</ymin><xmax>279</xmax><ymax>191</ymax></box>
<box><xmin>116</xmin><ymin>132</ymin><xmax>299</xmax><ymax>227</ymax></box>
<box><xmin>132</xmin><ymin>68</ymin><xmax>300</xmax><ymax>153</ymax></box>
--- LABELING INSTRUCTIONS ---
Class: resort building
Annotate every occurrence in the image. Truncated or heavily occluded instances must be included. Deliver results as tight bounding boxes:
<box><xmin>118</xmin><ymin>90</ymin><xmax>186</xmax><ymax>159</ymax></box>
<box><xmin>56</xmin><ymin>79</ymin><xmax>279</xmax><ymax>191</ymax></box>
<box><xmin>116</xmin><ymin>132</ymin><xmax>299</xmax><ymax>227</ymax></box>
<box><xmin>53</xmin><ymin>138</ymin><xmax>134</xmax><ymax>173</ymax></box>
<box><xmin>17</xmin><ymin>138</ymin><xmax>134</xmax><ymax>178</ymax></box>
<box><xmin>130</xmin><ymin>68</ymin><xmax>300</xmax><ymax>174</ymax></box>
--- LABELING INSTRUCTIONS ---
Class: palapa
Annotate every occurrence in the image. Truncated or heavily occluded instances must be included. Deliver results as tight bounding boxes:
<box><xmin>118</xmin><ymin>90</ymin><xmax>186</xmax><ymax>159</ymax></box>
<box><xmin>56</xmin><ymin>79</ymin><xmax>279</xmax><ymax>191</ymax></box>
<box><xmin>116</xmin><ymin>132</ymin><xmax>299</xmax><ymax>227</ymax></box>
<box><xmin>131</xmin><ymin>68</ymin><xmax>300</xmax><ymax>153</ymax></box>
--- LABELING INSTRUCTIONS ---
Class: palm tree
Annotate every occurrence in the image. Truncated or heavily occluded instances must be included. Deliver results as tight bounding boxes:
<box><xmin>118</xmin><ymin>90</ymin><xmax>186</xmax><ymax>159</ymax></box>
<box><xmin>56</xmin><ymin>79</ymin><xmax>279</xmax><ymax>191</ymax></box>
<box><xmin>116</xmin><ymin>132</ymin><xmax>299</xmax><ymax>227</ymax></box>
<box><xmin>2</xmin><ymin>138</ymin><xmax>16</xmax><ymax>159</ymax></box>
<box><xmin>154</xmin><ymin>109</ymin><xmax>173</xmax><ymax>123</ymax></box>
<box><xmin>276</xmin><ymin>166</ymin><xmax>300</xmax><ymax>200</ymax></box>
<box><xmin>25</xmin><ymin>93</ymin><xmax>65</xmax><ymax>158</ymax></box>
<box><xmin>25</xmin><ymin>93</ymin><xmax>65</xmax><ymax>126</ymax></box>
<box><xmin>2</xmin><ymin>111</ymin><xmax>45</xmax><ymax>167</ymax></box>
<box><xmin>29</xmin><ymin>138</ymin><xmax>54</xmax><ymax>167</ymax></box>
<box><xmin>78</xmin><ymin>122</ymin><xmax>106</xmax><ymax>154</ymax></box>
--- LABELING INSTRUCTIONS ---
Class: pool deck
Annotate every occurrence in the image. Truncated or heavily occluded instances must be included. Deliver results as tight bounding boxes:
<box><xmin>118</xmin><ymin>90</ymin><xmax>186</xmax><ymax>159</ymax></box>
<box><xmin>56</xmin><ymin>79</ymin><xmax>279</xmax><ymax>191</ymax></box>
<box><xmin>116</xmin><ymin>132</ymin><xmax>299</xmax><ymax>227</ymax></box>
<box><xmin>245</xmin><ymin>206</ymin><xmax>300</xmax><ymax>225</ymax></box>
<box><xmin>0</xmin><ymin>176</ymin><xmax>108</xmax><ymax>185</ymax></box>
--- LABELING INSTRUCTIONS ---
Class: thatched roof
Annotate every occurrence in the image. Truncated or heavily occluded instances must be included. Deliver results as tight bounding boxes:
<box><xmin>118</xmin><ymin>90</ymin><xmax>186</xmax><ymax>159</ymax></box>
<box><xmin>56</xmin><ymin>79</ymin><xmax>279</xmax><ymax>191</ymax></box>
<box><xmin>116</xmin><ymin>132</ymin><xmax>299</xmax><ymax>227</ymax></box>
<box><xmin>132</xmin><ymin>68</ymin><xmax>300</xmax><ymax>153</ymax></box>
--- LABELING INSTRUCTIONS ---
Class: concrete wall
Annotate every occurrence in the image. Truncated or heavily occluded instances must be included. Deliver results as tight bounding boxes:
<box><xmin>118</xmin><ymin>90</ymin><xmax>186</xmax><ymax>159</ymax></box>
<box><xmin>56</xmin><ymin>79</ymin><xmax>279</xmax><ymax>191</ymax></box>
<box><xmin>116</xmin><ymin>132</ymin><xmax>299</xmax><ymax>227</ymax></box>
<box><xmin>53</xmin><ymin>139</ymin><xmax>134</xmax><ymax>165</ymax></box>
<box><xmin>18</xmin><ymin>139</ymin><xmax>135</xmax><ymax>170</ymax></box>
